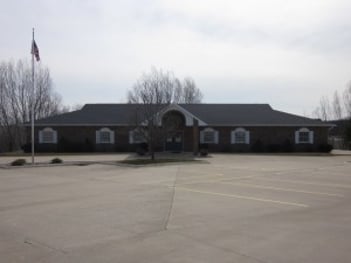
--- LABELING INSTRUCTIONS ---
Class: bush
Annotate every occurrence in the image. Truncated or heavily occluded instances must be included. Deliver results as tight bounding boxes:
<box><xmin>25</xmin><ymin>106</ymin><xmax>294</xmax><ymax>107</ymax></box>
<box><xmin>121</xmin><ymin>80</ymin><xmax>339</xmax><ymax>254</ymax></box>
<box><xmin>136</xmin><ymin>142</ymin><xmax>148</xmax><ymax>156</ymax></box>
<box><xmin>199</xmin><ymin>148</ymin><xmax>208</xmax><ymax>156</ymax></box>
<box><xmin>51</xmin><ymin>158</ymin><xmax>63</xmax><ymax>164</ymax></box>
<box><xmin>199</xmin><ymin>143</ymin><xmax>209</xmax><ymax>156</ymax></box>
<box><xmin>11</xmin><ymin>159</ymin><xmax>26</xmax><ymax>166</ymax></box>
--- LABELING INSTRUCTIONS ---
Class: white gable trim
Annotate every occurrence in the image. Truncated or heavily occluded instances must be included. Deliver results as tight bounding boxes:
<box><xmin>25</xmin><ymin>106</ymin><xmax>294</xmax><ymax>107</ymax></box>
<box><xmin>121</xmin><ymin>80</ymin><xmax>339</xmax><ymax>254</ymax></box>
<box><xmin>160</xmin><ymin>104</ymin><xmax>207</xmax><ymax>126</ymax></box>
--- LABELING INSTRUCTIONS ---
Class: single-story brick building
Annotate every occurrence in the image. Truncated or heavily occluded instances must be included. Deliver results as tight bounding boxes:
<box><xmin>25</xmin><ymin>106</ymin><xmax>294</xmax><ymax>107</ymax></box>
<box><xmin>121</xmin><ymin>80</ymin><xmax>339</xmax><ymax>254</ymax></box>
<box><xmin>26</xmin><ymin>103</ymin><xmax>333</xmax><ymax>153</ymax></box>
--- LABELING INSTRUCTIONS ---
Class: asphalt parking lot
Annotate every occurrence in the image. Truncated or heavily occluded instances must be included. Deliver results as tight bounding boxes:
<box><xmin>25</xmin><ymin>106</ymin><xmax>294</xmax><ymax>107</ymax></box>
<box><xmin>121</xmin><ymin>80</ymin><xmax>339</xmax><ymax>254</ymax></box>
<box><xmin>1</xmin><ymin>153</ymin><xmax>351</xmax><ymax>263</ymax></box>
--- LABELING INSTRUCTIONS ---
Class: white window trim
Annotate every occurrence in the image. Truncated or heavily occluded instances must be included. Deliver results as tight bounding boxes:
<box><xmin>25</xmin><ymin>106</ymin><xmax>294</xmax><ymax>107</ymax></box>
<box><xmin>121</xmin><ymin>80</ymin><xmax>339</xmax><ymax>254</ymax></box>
<box><xmin>39</xmin><ymin>127</ymin><xmax>57</xmax><ymax>144</ymax></box>
<box><xmin>295</xmin><ymin>128</ymin><xmax>314</xmax><ymax>144</ymax></box>
<box><xmin>129</xmin><ymin>129</ymin><xmax>146</xmax><ymax>144</ymax></box>
<box><xmin>231</xmin><ymin>128</ymin><xmax>250</xmax><ymax>144</ymax></box>
<box><xmin>96</xmin><ymin>128</ymin><xmax>115</xmax><ymax>144</ymax></box>
<box><xmin>200</xmin><ymin>128</ymin><xmax>219</xmax><ymax>144</ymax></box>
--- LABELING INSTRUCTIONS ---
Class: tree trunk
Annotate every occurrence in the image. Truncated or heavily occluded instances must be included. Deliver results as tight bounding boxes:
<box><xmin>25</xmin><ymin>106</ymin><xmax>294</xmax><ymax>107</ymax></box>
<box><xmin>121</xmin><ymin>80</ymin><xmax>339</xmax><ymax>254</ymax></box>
<box><xmin>149</xmin><ymin>142</ymin><xmax>155</xmax><ymax>160</ymax></box>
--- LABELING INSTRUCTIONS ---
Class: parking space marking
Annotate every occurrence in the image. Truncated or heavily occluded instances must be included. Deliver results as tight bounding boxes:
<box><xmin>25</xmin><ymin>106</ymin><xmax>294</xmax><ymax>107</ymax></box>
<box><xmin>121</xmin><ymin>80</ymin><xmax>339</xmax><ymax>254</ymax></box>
<box><xmin>145</xmin><ymin>174</ymin><xmax>225</xmax><ymax>186</ymax></box>
<box><xmin>218</xmin><ymin>182</ymin><xmax>343</xmax><ymax>197</ymax></box>
<box><xmin>174</xmin><ymin>186</ymin><xmax>309</xmax><ymax>207</ymax></box>
<box><xmin>163</xmin><ymin>175</ymin><xmax>257</xmax><ymax>187</ymax></box>
<box><xmin>251</xmin><ymin>177</ymin><xmax>351</xmax><ymax>189</ymax></box>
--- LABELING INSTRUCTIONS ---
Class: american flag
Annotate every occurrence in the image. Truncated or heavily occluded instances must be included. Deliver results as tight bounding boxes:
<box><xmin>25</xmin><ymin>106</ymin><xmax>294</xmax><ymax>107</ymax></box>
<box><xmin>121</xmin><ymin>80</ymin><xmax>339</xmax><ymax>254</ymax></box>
<box><xmin>31</xmin><ymin>40</ymin><xmax>40</xmax><ymax>61</ymax></box>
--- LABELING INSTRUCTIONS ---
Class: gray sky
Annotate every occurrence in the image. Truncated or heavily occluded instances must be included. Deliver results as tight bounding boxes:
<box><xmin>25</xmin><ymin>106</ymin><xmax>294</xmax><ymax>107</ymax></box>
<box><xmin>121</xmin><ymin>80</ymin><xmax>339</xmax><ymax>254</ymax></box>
<box><xmin>1</xmin><ymin>0</ymin><xmax>351</xmax><ymax>115</ymax></box>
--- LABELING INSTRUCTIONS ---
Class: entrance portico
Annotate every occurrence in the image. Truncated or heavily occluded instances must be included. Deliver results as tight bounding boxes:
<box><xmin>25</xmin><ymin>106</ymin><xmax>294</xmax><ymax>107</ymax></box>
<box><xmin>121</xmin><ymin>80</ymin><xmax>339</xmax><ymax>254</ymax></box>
<box><xmin>162</xmin><ymin>110</ymin><xmax>186</xmax><ymax>152</ymax></box>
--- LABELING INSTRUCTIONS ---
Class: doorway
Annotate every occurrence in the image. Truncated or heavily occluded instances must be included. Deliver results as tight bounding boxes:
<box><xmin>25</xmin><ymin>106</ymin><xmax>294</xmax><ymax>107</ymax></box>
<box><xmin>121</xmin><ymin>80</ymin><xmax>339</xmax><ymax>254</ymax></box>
<box><xmin>165</xmin><ymin>131</ymin><xmax>183</xmax><ymax>152</ymax></box>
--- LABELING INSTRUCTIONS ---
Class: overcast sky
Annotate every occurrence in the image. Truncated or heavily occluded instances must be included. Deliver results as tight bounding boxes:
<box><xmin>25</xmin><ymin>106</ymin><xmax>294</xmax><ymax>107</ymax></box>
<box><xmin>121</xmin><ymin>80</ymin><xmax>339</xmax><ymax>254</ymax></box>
<box><xmin>1</xmin><ymin>0</ymin><xmax>351</xmax><ymax>115</ymax></box>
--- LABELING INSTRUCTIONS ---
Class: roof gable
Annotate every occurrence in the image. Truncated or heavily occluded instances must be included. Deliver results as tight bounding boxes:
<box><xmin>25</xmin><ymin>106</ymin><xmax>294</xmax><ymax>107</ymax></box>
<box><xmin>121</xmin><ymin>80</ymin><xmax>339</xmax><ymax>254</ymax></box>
<box><xmin>160</xmin><ymin>104</ymin><xmax>207</xmax><ymax>126</ymax></box>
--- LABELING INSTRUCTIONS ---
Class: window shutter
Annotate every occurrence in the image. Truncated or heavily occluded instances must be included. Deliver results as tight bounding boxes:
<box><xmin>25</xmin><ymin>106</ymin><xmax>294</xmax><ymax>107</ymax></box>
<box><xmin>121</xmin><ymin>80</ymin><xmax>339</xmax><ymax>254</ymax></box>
<box><xmin>110</xmin><ymin>130</ymin><xmax>115</xmax><ymax>144</ymax></box>
<box><xmin>245</xmin><ymin>131</ymin><xmax>250</xmax><ymax>144</ymax></box>
<box><xmin>214</xmin><ymin>131</ymin><xmax>219</xmax><ymax>144</ymax></box>
<box><xmin>39</xmin><ymin>130</ymin><xmax>43</xmax><ymax>144</ymax></box>
<box><xmin>309</xmin><ymin>131</ymin><xmax>314</xmax><ymax>144</ymax></box>
<box><xmin>231</xmin><ymin>131</ymin><xmax>235</xmax><ymax>144</ymax></box>
<box><xmin>96</xmin><ymin>131</ymin><xmax>100</xmax><ymax>144</ymax></box>
<box><xmin>53</xmin><ymin>131</ymin><xmax>58</xmax><ymax>144</ymax></box>
<box><xmin>200</xmin><ymin>130</ymin><xmax>204</xmax><ymax>144</ymax></box>
<box><xmin>129</xmin><ymin>131</ymin><xmax>134</xmax><ymax>144</ymax></box>
<box><xmin>295</xmin><ymin>131</ymin><xmax>299</xmax><ymax>144</ymax></box>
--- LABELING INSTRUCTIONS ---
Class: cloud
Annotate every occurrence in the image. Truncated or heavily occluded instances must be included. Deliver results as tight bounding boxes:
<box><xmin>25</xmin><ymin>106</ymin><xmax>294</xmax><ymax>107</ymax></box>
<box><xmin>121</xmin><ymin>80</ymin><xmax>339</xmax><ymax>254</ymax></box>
<box><xmin>1</xmin><ymin>0</ymin><xmax>351</xmax><ymax>115</ymax></box>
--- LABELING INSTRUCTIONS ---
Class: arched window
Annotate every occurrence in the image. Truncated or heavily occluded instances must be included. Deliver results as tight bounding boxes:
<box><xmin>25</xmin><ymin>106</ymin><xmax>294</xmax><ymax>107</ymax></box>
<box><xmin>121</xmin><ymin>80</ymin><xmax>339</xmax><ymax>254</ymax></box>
<box><xmin>295</xmin><ymin>128</ymin><xmax>313</xmax><ymax>144</ymax></box>
<box><xmin>96</xmin><ymin>128</ymin><xmax>115</xmax><ymax>144</ymax></box>
<box><xmin>129</xmin><ymin>129</ymin><xmax>146</xmax><ymax>144</ymax></box>
<box><xmin>200</xmin><ymin>128</ymin><xmax>219</xmax><ymax>144</ymax></box>
<box><xmin>231</xmin><ymin>128</ymin><xmax>250</xmax><ymax>144</ymax></box>
<box><xmin>39</xmin><ymin>127</ymin><xmax>58</xmax><ymax>144</ymax></box>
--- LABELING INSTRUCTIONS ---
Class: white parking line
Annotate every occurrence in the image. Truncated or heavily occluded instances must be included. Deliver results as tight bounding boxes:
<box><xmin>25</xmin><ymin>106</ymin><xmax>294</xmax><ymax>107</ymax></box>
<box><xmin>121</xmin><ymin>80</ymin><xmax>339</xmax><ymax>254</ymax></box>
<box><xmin>251</xmin><ymin>177</ymin><xmax>351</xmax><ymax>189</ymax></box>
<box><xmin>218</xmin><ymin>182</ymin><xmax>343</xmax><ymax>197</ymax></box>
<box><xmin>164</xmin><ymin>175</ymin><xmax>257</xmax><ymax>187</ymax></box>
<box><xmin>145</xmin><ymin>174</ymin><xmax>225</xmax><ymax>185</ymax></box>
<box><xmin>174</xmin><ymin>186</ymin><xmax>309</xmax><ymax>208</ymax></box>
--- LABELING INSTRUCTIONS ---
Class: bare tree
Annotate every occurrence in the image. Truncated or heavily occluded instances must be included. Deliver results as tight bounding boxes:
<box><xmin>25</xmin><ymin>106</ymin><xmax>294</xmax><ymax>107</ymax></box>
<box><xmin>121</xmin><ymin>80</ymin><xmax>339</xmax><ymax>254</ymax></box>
<box><xmin>332</xmin><ymin>90</ymin><xmax>343</xmax><ymax>120</ymax></box>
<box><xmin>127</xmin><ymin>67</ymin><xmax>203</xmax><ymax>159</ymax></box>
<box><xmin>71</xmin><ymin>104</ymin><xmax>84</xmax><ymax>111</ymax></box>
<box><xmin>128</xmin><ymin>68</ymin><xmax>170</xmax><ymax>160</ymax></box>
<box><xmin>314</xmin><ymin>96</ymin><xmax>332</xmax><ymax>121</ymax></box>
<box><xmin>0</xmin><ymin>59</ymin><xmax>66</xmax><ymax>152</ymax></box>
<box><xmin>313</xmin><ymin>85</ymin><xmax>351</xmax><ymax>149</ymax></box>
<box><xmin>344</xmin><ymin>85</ymin><xmax>351</xmax><ymax>119</ymax></box>
<box><xmin>128</xmin><ymin>68</ymin><xmax>203</xmax><ymax>104</ymax></box>
<box><xmin>179</xmin><ymin>77</ymin><xmax>203</xmax><ymax>103</ymax></box>
<box><xmin>343</xmin><ymin>84</ymin><xmax>351</xmax><ymax>148</ymax></box>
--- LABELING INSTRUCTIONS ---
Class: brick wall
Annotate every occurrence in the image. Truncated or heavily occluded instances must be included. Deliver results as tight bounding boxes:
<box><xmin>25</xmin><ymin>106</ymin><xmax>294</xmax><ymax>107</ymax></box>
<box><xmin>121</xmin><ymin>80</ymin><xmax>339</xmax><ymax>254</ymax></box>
<box><xmin>29</xmin><ymin>125</ymin><xmax>330</xmax><ymax>153</ymax></box>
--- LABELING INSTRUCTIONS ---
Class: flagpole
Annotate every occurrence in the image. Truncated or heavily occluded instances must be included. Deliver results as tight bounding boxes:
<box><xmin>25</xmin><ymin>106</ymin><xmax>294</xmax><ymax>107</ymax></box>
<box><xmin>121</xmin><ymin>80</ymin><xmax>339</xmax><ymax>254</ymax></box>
<box><xmin>31</xmin><ymin>28</ymin><xmax>35</xmax><ymax>165</ymax></box>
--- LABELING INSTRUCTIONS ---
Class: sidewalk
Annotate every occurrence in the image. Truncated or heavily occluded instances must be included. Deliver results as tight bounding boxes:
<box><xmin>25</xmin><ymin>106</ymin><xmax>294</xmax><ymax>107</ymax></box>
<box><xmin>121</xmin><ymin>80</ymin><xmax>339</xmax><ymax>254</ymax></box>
<box><xmin>332</xmin><ymin>149</ymin><xmax>351</xmax><ymax>155</ymax></box>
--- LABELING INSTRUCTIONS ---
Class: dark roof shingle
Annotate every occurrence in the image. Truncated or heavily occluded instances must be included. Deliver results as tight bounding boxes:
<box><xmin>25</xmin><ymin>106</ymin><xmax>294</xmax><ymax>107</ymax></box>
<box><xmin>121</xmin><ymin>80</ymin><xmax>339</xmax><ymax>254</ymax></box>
<box><xmin>34</xmin><ymin>103</ymin><xmax>330</xmax><ymax>127</ymax></box>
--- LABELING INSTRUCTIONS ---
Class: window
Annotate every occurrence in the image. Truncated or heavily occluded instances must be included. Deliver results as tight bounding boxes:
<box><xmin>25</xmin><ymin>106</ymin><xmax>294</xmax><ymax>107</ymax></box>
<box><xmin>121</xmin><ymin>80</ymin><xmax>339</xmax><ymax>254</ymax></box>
<box><xmin>298</xmin><ymin>132</ymin><xmax>309</xmax><ymax>143</ymax></box>
<box><xmin>231</xmin><ymin>128</ymin><xmax>250</xmax><ymax>144</ymax></box>
<box><xmin>200</xmin><ymin>128</ymin><xmax>218</xmax><ymax>144</ymax></box>
<box><xmin>39</xmin><ymin>128</ymin><xmax>57</xmax><ymax>144</ymax></box>
<box><xmin>42</xmin><ymin>131</ymin><xmax>54</xmax><ymax>143</ymax></box>
<box><xmin>129</xmin><ymin>130</ymin><xmax>146</xmax><ymax>144</ymax></box>
<box><xmin>96</xmin><ymin>128</ymin><xmax>114</xmax><ymax>144</ymax></box>
<box><xmin>204</xmin><ymin>131</ymin><xmax>214</xmax><ymax>143</ymax></box>
<box><xmin>100</xmin><ymin>131</ymin><xmax>111</xmax><ymax>143</ymax></box>
<box><xmin>295</xmin><ymin>128</ymin><xmax>313</xmax><ymax>144</ymax></box>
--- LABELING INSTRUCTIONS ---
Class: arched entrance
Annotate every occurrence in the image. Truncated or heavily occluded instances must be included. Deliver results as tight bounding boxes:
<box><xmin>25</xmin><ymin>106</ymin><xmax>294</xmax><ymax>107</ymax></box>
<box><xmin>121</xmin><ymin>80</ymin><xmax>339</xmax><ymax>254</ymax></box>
<box><xmin>162</xmin><ymin>110</ymin><xmax>186</xmax><ymax>152</ymax></box>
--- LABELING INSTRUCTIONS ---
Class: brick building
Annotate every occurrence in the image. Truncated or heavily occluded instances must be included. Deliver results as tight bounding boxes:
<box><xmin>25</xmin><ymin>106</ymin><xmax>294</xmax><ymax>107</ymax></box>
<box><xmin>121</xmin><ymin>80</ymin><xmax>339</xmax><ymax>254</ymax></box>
<box><xmin>26</xmin><ymin>103</ymin><xmax>333</xmax><ymax>153</ymax></box>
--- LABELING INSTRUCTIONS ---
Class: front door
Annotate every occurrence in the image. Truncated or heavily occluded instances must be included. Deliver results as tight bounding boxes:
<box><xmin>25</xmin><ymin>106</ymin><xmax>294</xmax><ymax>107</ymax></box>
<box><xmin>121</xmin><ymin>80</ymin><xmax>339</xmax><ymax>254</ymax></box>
<box><xmin>165</xmin><ymin>132</ymin><xmax>183</xmax><ymax>152</ymax></box>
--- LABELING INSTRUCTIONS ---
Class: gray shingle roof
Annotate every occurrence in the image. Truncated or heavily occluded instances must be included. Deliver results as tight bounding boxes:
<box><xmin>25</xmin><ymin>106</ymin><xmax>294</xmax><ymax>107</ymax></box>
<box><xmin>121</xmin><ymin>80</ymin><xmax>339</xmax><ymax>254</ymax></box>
<box><xmin>33</xmin><ymin>103</ymin><xmax>331</xmax><ymax>127</ymax></box>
